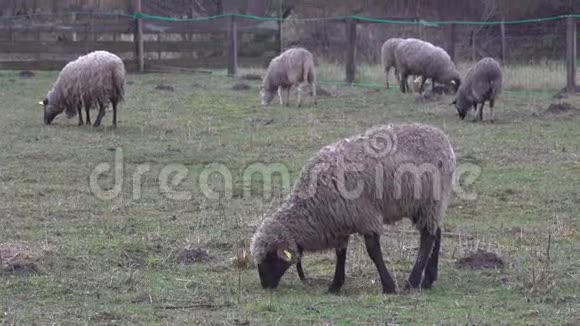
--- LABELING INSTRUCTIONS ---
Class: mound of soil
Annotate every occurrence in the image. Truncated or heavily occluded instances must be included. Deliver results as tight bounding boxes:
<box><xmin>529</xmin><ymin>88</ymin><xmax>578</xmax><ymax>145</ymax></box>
<box><xmin>0</xmin><ymin>242</ymin><xmax>45</xmax><ymax>275</ymax></box>
<box><xmin>241</xmin><ymin>73</ymin><xmax>262</xmax><ymax>81</ymax></box>
<box><xmin>177</xmin><ymin>247</ymin><xmax>212</xmax><ymax>265</ymax></box>
<box><xmin>18</xmin><ymin>70</ymin><xmax>35</xmax><ymax>78</ymax></box>
<box><xmin>232</xmin><ymin>83</ymin><xmax>251</xmax><ymax>91</ymax></box>
<box><xmin>155</xmin><ymin>84</ymin><xmax>175</xmax><ymax>92</ymax></box>
<box><xmin>545</xmin><ymin>102</ymin><xmax>577</xmax><ymax>114</ymax></box>
<box><xmin>455</xmin><ymin>249</ymin><xmax>505</xmax><ymax>270</ymax></box>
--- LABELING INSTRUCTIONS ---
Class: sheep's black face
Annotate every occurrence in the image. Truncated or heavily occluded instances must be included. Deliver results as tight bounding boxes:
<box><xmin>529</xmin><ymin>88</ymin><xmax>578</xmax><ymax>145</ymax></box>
<box><xmin>42</xmin><ymin>98</ymin><xmax>59</xmax><ymax>125</ymax></box>
<box><xmin>257</xmin><ymin>251</ymin><xmax>291</xmax><ymax>289</ymax></box>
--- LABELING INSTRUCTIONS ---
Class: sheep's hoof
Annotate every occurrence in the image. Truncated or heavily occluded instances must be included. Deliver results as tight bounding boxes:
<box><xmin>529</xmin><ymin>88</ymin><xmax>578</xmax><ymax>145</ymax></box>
<box><xmin>382</xmin><ymin>287</ymin><xmax>397</xmax><ymax>294</ymax></box>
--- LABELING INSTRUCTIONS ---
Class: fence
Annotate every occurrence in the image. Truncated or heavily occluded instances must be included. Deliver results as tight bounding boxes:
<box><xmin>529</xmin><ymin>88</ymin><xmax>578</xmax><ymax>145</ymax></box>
<box><xmin>0</xmin><ymin>4</ymin><xmax>578</xmax><ymax>92</ymax></box>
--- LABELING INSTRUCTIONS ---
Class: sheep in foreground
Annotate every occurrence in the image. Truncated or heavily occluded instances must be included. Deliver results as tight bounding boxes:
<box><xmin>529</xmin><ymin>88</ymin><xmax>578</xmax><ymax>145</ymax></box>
<box><xmin>381</xmin><ymin>38</ymin><xmax>405</xmax><ymax>89</ymax></box>
<box><xmin>260</xmin><ymin>47</ymin><xmax>316</xmax><ymax>107</ymax></box>
<box><xmin>250</xmin><ymin>123</ymin><xmax>456</xmax><ymax>294</ymax></box>
<box><xmin>41</xmin><ymin>50</ymin><xmax>126</xmax><ymax>127</ymax></box>
<box><xmin>395</xmin><ymin>38</ymin><xmax>460</xmax><ymax>94</ymax></box>
<box><xmin>453</xmin><ymin>57</ymin><xmax>502</xmax><ymax>122</ymax></box>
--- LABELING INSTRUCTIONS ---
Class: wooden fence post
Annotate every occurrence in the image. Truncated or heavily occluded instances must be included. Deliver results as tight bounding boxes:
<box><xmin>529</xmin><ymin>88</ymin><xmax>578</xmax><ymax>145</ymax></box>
<box><xmin>447</xmin><ymin>23</ymin><xmax>456</xmax><ymax>63</ymax></box>
<box><xmin>133</xmin><ymin>0</ymin><xmax>144</xmax><ymax>72</ymax></box>
<box><xmin>345</xmin><ymin>18</ymin><xmax>357</xmax><ymax>84</ymax></box>
<box><xmin>500</xmin><ymin>20</ymin><xmax>506</xmax><ymax>63</ymax></box>
<box><xmin>227</xmin><ymin>14</ymin><xmax>238</xmax><ymax>76</ymax></box>
<box><xmin>566</xmin><ymin>15</ymin><xmax>577</xmax><ymax>92</ymax></box>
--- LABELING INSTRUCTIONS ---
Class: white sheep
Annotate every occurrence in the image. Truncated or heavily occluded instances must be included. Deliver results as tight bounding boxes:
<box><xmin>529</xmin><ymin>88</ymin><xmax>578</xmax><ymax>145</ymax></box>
<box><xmin>41</xmin><ymin>50</ymin><xmax>125</xmax><ymax>127</ymax></box>
<box><xmin>251</xmin><ymin>123</ymin><xmax>456</xmax><ymax>293</ymax></box>
<box><xmin>260</xmin><ymin>47</ymin><xmax>316</xmax><ymax>107</ymax></box>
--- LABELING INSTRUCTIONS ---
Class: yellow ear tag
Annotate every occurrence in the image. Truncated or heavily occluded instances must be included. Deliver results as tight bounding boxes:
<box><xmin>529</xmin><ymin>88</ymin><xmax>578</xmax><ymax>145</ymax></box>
<box><xmin>283</xmin><ymin>250</ymin><xmax>292</xmax><ymax>260</ymax></box>
<box><xmin>38</xmin><ymin>101</ymin><xmax>44</xmax><ymax>105</ymax></box>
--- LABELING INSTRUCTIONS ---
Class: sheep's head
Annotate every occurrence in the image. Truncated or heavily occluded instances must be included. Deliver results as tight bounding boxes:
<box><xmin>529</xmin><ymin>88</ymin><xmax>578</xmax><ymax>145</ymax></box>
<box><xmin>41</xmin><ymin>97</ymin><xmax>60</xmax><ymax>125</ymax></box>
<box><xmin>260</xmin><ymin>85</ymin><xmax>275</xmax><ymax>106</ymax></box>
<box><xmin>452</xmin><ymin>95</ymin><xmax>470</xmax><ymax>120</ymax></box>
<box><xmin>450</xmin><ymin>77</ymin><xmax>461</xmax><ymax>94</ymax></box>
<box><xmin>253</xmin><ymin>240</ymin><xmax>296</xmax><ymax>289</ymax></box>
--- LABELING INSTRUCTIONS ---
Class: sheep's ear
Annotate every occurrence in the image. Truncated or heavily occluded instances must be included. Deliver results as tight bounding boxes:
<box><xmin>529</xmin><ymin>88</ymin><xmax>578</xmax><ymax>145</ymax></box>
<box><xmin>276</xmin><ymin>247</ymin><xmax>293</xmax><ymax>263</ymax></box>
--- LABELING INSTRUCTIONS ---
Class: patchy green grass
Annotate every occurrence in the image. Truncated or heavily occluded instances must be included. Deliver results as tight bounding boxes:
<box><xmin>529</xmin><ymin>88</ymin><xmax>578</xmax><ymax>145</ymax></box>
<box><xmin>0</xmin><ymin>69</ymin><xmax>579</xmax><ymax>325</ymax></box>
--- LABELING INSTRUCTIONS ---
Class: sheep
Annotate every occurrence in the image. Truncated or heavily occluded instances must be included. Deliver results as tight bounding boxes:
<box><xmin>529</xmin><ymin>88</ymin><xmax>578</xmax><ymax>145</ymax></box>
<box><xmin>41</xmin><ymin>50</ymin><xmax>126</xmax><ymax>127</ymax></box>
<box><xmin>250</xmin><ymin>123</ymin><xmax>456</xmax><ymax>294</ymax></box>
<box><xmin>380</xmin><ymin>38</ymin><xmax>405</xmax><ymax>89</ymax></box>
<box><xmin>260</xmin><ymin>47</ymin><xmax>316</xmax><ymax>107</ymax></box>
<box><xmin>395</xmin><ymin>38</ymin><xmax>461</xmax><ymax>94</ymax></box>
<box><xmin>452</xmin><ymin>57</ymin><xmax>502</xmax><ymax>123</ymax></box>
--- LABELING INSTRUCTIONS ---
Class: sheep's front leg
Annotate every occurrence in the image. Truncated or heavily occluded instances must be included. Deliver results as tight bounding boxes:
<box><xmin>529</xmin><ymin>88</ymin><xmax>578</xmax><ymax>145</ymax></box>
<box><xmin>296</xmin><ymin>246</ymin><xmax>305</xmax><ymax>281</ymax></box>
<box><xmin>285</xmin><ymin>87</ymin><xmax>291</xmax><ymax>107</ymax></box>
<box><xmin>364</xmin><ymin>233</ymin><xmax>396</xmax><ymax>294</ymax></box>
<box><xmin>421</xmin><ymin>227</ymin><xmax>441</xmax><ymax>289</ymax></box>
<box><xmin>77</xmin><ymin>105</ymin><xmax>84</xmax><ymax>126</ymax></box>
<box><xmin>400</xmin><ymin>72</ymin><xmax>409</xmax><ymax>93</ymax></box>
<box><xmin>406</xmin><ymin>226</ymin><xmax>436</xmax><ymax>290</ymax></box>
<box><xmin>329</xmin><ymin>236</ymin><xmax>350</xmax><ymax>293</ymax></box>
<box><xmin>385</xmin><ymin>67</ymin><xmax>390</xmax><ymax>89</ymax></box>
<box><xmin>278</xmin><ymin>87</ymin><xmax>283</xmax><ymax>106</ymax></box>
<box><xmin>418</xmin><ymin>76</ymin><xmax>427</xmax><ymax>94</ymax></box>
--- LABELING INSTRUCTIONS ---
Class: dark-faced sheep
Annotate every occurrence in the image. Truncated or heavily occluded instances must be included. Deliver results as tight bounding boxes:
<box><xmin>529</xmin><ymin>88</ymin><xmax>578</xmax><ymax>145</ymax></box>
<box><xmin>381</xmin><ymin>38</ymin><xmax>405</xmax><ymax>89</ymax></box>
<box><xmin>250</xmin><ymin>123</ymin><xmax>456</xmax><ymax>294</ymax></box>
<box><xmin>260</xmin><ymin>47</ymin><xmax>316</xmax><ymax>107</ymax></box>
<box><xmin>453</xmin><ymin>57</ymin><xmax>502</xmax><ymax>122</ymax></box>
<box><xmin>41</xmin><ymin>50</ymin><xmax>126</xmax><ymax>127</ymax></box>
<box><xmin>395</xmin><ymin>38</ymin><xmax>461</xmax><ymax>94</ymax></box>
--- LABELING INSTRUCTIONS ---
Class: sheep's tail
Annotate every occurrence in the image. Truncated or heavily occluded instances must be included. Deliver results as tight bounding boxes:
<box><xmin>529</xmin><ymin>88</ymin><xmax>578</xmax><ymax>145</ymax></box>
<box><xmin>111</xmin><ymin>62</ymin><xmax>126</xmax><ymax>103</ymax></box>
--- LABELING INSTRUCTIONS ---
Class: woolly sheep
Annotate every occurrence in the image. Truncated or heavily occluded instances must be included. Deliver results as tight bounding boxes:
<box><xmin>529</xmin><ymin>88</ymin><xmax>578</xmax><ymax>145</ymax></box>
<box><xmin>381</xmin><ymin>38</ymin><xmax>405</xmax><ymax>89</ymax></box>
<box><xmin>453</xmin><ymin>57</ymin><xmax>502</xmax><ymax>122</ymax></box>
<box><xmin>395</xmin><ymin>38</ymin><xmax>460</xmax><ymax>94</ymax></box>
<box><xmin>260</xmin><ymin>47</ymin><xmax>316</xmax><ymax>107</ymax></box>
<box><xmin>250</xmin><ymin>123</ymin><xmax>456</xmax><ymax>294</ymax></box>
<box><xmin>42</xmin><ymin>50</ymin><xmax>126</xmax><ymax>127</ymax></box>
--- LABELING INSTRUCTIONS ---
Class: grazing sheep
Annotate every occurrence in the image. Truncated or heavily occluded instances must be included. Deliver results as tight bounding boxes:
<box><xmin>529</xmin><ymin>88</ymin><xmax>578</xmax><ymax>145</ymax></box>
<box><xmin>260</xmin><ymin>47</ymin><xmax>316</xmax><ymax>107</ymax></box>
<box><xmin>395</xmin><ymin>38</ymin><xmax>460</xmax><ymax>94</ymax></box>
<box><xmin>453</xmin><ymin>57</ymin><xmax>502</xmax><ymax>122</ymax></box>
<box><xmin>381</xmin><ymin>38</ymin><xmax>405</xmax><ymax>89</ymax></box>
<box><xmin>250</xmin><ymin>123</ymin><xmax>456</xmax><ymax>294</ymax></box>
<box><xmin>41</xmin><ymin>50</ymin><xmax>125</xmax><ymax>127</ymax></box>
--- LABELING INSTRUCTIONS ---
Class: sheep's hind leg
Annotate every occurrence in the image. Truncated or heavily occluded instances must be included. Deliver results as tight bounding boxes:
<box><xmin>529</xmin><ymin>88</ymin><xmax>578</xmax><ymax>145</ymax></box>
<box><xmin>93</xmin><ymin>103</ymin><xmax>106</xmax><ymax>127</ymax></box>
<box><xmin>406</xmin><ymin>226</ymin><xmax>436</xmax><ymax>290</ymax></box>
<box><xmin>296</xmin><ymin>246</ymin><xmax>305</xmax><ymax>281</ymax></box>
<box><xmin>489</xmin><ymin>99</ymin><xmax>495</xmax><ymax>123</ymax></box>
<box><xmin>297</xmin><ymin>83</ymin><xmax>304</xmax><ymax>108</ymax></box>
<box><xmin>329</xmin><ymin>236</ymin><xmax>350</xmax><ymax>293</ymax></box>
<box><xmin>77</xmin><ymin>105</ymin><xmax>83</xmax><ymax>126</ymax></box>
<box><xmin>421</xmin><ymin>227</ymin><xmax>441</xmax><ymax>289</ymax></box>
<box><xmin>364</xmin><ymin>233</ymin><xmax>396</xmax><ymax>294</ymax></box>
<box><xmin>112</xmin><ymin>100</ymin><xmax>117</xmax><ymax>128</ymax></box>
<box><xmin>85</xmin><ymin>106</ymin><xmax>91</xmax><ymax>125</ymax></box>
<box><xmin>478</xmin><ymin>102</ymin><xmax>485</xmax><ymax>121</ymax></box>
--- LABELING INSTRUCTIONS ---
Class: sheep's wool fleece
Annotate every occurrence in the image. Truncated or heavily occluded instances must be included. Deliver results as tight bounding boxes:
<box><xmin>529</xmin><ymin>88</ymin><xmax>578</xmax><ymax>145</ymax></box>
<box><xmin>263</xmin><ymin>47</ymin><xmax>314</xmax><ymax>91</ymax></box>
<box><xmin>381</xmin><ymin>38</ymin><xmax>405</xmax><ymax>70</ymax></box>
<box><xmin>395</xmin><ymin>38</ymin><xmax>459</xmax><ymax>83</ymax></box>
<box><xmin>251</xmin><ymin>123</ymin><xmax>456</xmax><ymax>263</ymax></box>
<box><xmin>458</xmin><ymin>57</ymin><xmax>502</xmax><ymax>103</ymax></box>
<box><xmin>47</xmin><ymin>50</ymin><xmax>125</xmax><ymax>117</ymax></box>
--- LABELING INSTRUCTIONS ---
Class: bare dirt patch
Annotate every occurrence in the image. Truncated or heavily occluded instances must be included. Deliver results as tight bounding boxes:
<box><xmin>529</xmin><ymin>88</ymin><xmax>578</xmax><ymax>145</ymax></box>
<box><xmin>177</xmin><ymin>247</ymin><xmax>212</xmax><ymax>265</ymax></box>
<box><xmin>455</xmin><ymin>249</ymin><xmax>505</xmax><ymax>270</ymax></box>
<box><xmin>18</xmin><ymin>70</ymin><xmax>35</xmax><ymax>79</ymax></box>
<box><xmin>0</xmin><ymin>242</ymin><xmax>46</xmax><ymax>275</ymax></box>
<box><xmin>241</xmin><ymin>73</ymin><xmax>262</xmax><ymax>81</ymax></box>
<box><xmin>155</xmin><ymin>84</ymin><xmax>175</xmax><ymax>92</ymax></box>
<box><xmin>544</xmin><ymin>102</ymin><xmax>578</xmax><ymax>115</ymax></box>
<box><xmin>232</xmin><ymin>83</ymin><xmax>251</xmax><ymax>91</ymax></box>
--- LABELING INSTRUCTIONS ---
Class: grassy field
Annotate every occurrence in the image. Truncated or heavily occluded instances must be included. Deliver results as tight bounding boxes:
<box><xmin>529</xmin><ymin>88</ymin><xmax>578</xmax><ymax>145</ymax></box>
<box><xmin>0</xmin><ymin>69</ymin><xmax>579</xmax><ymax>325</ymax></box>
